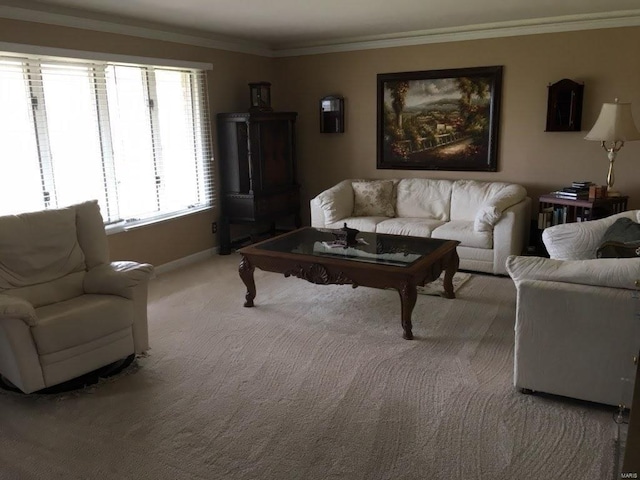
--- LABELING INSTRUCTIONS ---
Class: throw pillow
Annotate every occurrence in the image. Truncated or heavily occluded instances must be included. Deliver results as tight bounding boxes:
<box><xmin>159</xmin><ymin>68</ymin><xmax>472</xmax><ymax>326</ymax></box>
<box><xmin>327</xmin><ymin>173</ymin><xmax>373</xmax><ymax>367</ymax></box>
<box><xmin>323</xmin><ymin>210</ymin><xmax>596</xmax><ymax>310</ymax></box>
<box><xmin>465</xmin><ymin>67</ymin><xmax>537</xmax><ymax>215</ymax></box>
<box><xmin>352</xmin><ymin>180</ymin><xmax>395</xmax><ymax>217</ymax></box>
<box><xmin>596</xmin><ymin>217</ymin><xmax>640</xmax><ymax>258</ymax></box>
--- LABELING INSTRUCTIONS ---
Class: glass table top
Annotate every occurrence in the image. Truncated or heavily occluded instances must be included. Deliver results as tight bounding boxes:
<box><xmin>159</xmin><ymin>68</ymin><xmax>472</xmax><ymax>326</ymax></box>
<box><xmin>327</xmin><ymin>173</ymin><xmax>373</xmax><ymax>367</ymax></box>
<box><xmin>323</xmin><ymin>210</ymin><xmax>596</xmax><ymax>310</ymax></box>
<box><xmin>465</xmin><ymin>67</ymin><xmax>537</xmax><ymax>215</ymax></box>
<box><xmin>253</xmin><ymin>228</ymin><xmax>452</xmax><ymax>267</ymax></box>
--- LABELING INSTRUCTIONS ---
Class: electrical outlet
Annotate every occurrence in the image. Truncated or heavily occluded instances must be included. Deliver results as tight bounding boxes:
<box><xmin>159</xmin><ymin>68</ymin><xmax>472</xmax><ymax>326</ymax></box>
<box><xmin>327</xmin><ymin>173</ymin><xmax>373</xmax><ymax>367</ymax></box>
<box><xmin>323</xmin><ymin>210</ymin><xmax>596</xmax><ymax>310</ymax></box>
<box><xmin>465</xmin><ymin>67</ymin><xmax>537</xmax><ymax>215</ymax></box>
<box><xmin>211</xmin><ymin>222</ymin><xmax>217</xmax><ymax>234</ymax></box>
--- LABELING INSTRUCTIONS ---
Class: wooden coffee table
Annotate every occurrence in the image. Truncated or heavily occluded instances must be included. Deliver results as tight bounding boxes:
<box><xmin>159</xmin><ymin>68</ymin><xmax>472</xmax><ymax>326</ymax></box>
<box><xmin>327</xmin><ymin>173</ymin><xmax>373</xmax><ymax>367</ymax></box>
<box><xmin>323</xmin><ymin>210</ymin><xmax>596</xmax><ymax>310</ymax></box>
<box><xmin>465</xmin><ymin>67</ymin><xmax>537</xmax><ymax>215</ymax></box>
<box><xmin>237</xmin><ymin>227</ymin><xmax>460</xmax><ymax>340</ymax></box>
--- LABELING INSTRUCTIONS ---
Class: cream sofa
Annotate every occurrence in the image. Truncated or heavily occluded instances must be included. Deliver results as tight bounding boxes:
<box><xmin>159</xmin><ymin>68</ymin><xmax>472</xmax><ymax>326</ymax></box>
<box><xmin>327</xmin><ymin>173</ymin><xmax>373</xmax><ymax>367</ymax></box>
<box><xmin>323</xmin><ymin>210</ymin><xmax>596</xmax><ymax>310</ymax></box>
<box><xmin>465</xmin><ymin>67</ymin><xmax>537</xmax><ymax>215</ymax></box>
<box><xmin>0</xmin><ymin>201</ymin><xmax>153</xmax><ymax>393</ymax></box>
<box><xmin>310</xmin><ymin>178</ymin><xmax>531</xmax><ymax>275</ymax></box>
<box><xmin>506</xmin><ymin>210</ymin><xmax>640</xmax><ymax>406</ymax></box>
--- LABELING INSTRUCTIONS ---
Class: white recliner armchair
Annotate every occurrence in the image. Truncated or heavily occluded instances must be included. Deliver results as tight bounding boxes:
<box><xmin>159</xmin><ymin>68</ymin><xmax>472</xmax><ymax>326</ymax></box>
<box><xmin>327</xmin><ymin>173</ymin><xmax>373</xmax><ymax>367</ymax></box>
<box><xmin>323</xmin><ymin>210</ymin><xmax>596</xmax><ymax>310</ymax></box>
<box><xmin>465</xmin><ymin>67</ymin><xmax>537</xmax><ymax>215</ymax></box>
<box><xmin>0</xmin><ymin>200</ymin><xmax>153</xmax><ymax>393</ymax></box>
<box><xmin>506</xmin><ymin>210</ymin><xmax>640</xmax><ymax>406</ymax></box>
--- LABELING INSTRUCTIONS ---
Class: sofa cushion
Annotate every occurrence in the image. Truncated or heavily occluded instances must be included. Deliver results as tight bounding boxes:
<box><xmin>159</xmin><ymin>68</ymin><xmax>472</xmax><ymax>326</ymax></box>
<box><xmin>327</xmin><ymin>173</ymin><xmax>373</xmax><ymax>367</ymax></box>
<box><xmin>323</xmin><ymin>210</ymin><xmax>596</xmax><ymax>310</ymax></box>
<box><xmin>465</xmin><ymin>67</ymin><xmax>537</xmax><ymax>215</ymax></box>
<box><xmin>375</xmin><ymin>218</ymin><xmax>445</xmax><ymax>237</ymax></box>
<box><xmin>596</xmin><ymin>218</ymin><xmax>640</xmax><ymax>258</ymax></box>
<box><xmin>431</xmin><ymin>220</ymin><xmax>492</xmax><ymax>249</ymax></box>
<box><xmin>450</xmin><ymin>180</ymin><xmax>526</xmax><ymax>232</ymax></box>
<box><xmin>7</xmin><ymin>272</ymin><xmax>85</xmax><ymax>309</ymax></box>
<box><xmin>327</xmin><ymin>216</ymin><xmax>388</xmax><ymax>233</ymax></box>
<box><xmin>33</xmin><ymin>294</ymin><xmax>133</xmax><ymax>355</ymax></box>
<box><xmin>0</xmin><ymin>206</ymin><xmax>85</xmax><ymax>291</ymax></box>
<box><xmin>395</xmin><ymin>178</ymin><xmax>453</xmax><ymax>220</ymax></box>
<box><xmin>352</xmin><ymin>180</ymin><xmax>395</xmax><ymax>217</ymax></box>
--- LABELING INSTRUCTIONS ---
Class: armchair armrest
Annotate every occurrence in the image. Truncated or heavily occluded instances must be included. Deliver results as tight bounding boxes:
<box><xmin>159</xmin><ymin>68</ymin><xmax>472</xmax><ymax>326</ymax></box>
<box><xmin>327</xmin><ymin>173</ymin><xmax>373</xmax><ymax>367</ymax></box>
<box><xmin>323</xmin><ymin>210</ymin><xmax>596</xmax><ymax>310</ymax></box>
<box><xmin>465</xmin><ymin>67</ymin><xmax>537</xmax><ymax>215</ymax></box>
<box><xmin>542</xmin><ymin>210</ymin><xmax>639</xmax><ymax>260</ymax></box>
<box><xmin>0</xmin><ymin>294</ymin><xmax>37</xmax><ymax>326</ymax></box>
<box><xmin>84</xmin><ymin>261</ymin><xmax>154</xmax><ymax>299</ymax></box>
<box><xmin>506</xmin><ymin>255</ymin><xmax>640</xmax><ymax>290</ymax></box>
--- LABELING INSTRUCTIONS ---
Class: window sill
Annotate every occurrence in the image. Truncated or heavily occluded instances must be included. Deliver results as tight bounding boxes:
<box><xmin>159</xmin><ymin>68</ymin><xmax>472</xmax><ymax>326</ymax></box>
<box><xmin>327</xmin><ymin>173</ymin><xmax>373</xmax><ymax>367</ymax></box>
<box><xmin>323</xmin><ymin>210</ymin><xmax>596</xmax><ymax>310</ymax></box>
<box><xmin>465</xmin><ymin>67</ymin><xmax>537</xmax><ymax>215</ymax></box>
<box><xmin>105</xmin><ymin>206</ymin><xmax>213</xmax><ymax>235</ymax></box>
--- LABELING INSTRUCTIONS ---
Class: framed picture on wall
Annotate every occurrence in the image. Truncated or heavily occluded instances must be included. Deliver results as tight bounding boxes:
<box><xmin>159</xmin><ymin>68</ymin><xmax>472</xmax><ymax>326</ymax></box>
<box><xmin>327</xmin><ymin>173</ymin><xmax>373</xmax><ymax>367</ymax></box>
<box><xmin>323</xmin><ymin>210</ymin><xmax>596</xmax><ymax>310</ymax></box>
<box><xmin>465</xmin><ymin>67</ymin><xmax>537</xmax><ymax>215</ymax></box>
<box><xmin>377</xmin><ymin>65</ymin><xmax>503</xmax><ymax>171</ymax></box>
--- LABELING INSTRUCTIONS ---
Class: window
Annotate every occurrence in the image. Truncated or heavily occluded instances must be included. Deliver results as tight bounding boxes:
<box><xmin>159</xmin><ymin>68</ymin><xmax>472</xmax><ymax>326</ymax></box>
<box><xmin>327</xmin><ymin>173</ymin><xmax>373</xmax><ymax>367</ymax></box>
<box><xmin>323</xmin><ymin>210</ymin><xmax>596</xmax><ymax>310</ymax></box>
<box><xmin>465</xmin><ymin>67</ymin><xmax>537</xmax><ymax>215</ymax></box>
<box><xmin>0</xmin><ymin>53</ymin><xmax>214</xmax><ymax>230</ymax></box>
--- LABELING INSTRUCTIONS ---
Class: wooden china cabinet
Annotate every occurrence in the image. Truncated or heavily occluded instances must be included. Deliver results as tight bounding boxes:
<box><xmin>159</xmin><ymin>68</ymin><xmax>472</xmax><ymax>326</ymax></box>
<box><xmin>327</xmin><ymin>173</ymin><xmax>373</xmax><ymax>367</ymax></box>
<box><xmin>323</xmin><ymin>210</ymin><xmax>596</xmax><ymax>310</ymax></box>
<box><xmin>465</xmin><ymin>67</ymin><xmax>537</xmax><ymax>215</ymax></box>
<box><xmin>216</xmin><ymin>111</ymin><xmax>300</xmax><ymax>255</ymax></box>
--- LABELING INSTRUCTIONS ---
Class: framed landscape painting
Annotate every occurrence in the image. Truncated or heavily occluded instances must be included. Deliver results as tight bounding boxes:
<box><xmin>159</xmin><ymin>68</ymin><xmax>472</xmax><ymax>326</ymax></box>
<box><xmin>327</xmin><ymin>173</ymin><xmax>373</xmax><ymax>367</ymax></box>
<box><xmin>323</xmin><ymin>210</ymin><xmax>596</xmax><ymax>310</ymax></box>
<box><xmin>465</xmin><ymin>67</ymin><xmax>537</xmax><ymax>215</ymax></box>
<box><xmin>377</xmin><ymin>66</ymin><xmax>503</xmax><ymax>171</ymax></box>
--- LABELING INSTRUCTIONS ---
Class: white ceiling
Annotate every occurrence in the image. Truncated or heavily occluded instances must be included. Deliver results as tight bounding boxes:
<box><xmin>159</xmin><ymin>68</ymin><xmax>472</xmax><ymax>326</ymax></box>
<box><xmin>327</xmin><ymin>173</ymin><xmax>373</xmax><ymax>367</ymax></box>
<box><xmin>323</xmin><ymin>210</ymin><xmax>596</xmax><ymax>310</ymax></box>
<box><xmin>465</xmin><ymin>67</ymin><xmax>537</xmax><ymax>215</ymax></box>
<box><xmin>2</xmin><ymin>0</ymin><xmax>640</xmax><ymax>55</ymax></box>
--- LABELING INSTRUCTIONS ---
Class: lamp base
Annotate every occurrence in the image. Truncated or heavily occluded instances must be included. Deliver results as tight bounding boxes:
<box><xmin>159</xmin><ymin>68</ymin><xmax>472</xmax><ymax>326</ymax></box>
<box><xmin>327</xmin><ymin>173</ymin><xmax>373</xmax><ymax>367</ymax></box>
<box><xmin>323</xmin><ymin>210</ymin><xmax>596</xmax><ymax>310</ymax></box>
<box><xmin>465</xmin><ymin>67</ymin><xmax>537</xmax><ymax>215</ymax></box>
<box><xmin>606</xmin><ymin>189</ymin><xmax>621</xmax><ymax>197</ymax></box>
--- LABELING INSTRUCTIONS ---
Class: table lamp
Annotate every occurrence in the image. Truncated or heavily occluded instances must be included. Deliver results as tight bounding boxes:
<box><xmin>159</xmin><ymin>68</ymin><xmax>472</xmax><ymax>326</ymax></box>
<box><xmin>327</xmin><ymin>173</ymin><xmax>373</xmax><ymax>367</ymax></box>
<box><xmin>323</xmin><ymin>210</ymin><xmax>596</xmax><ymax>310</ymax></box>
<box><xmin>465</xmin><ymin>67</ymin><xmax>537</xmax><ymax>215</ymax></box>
<box><xmin>584</xmin><ymin>99</ymin><xmax>640</xmax><ymax>196</ymax></box>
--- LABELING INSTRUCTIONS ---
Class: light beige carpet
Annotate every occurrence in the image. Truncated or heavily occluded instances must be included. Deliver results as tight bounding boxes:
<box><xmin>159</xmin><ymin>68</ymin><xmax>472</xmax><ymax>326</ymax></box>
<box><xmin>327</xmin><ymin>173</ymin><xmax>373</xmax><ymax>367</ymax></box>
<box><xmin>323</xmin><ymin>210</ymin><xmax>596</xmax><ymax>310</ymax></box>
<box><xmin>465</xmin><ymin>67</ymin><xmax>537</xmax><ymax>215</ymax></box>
<box><xmin>0</xmin><ymin>254</ymin><xmax>617</xmax><ymax>480</ymax></box>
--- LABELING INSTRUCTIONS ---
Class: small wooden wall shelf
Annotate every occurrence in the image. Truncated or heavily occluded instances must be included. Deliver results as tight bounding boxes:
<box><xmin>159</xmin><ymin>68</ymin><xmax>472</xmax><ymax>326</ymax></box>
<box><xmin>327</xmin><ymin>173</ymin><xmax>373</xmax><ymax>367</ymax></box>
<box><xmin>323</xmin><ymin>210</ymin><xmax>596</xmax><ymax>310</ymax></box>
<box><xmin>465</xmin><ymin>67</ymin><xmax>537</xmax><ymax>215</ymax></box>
<box><xmin>545</xmin><ymin>79</ymin><xmax>584</xmax><ymax>132</ymax></box>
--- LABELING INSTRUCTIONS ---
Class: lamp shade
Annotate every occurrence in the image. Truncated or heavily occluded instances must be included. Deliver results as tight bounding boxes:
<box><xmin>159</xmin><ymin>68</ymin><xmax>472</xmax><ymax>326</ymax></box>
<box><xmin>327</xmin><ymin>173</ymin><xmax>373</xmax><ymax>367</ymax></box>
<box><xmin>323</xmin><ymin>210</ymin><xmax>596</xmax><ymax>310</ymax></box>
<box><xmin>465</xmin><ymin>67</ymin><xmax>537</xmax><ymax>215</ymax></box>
<box><xmin>584</xmin><ymin>101</ymin><xmax>640</xmax><ymax>142</ymax></box>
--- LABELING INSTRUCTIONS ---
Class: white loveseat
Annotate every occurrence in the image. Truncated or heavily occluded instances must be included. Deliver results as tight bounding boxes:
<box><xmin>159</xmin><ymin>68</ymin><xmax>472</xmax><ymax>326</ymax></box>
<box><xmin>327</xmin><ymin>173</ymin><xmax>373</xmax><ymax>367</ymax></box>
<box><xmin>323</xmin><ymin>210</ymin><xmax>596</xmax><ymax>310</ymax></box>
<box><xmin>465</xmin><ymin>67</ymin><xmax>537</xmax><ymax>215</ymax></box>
<box><xmin>310</xmin><ymin>178</ymin><xmax>531</xmax><ymax>275</ymax></box>
<box><xmin>506</xmin><ymin>210</ymin><xmax>640</xmax><ymax>406</ymax></box>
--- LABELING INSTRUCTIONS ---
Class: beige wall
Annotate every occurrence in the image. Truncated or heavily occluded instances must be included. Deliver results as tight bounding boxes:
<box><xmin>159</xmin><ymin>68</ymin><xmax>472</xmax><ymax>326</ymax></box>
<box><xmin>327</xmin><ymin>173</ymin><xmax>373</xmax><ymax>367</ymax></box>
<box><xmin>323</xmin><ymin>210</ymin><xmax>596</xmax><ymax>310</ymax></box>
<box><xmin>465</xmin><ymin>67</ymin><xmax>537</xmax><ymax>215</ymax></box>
<box><xmin>0</xmin><ymin>18</ymin><xmax>274</xmax><ymax>265</ymax></box>
<box><xmin>1</xmin><ymin>19</ymin><xmax>640</xmax><ymax>264</ymax></box>
<box><xmin>275</xmin><ymin>27</ymin><xmax>640</xmax><ymax>223</ymax></box>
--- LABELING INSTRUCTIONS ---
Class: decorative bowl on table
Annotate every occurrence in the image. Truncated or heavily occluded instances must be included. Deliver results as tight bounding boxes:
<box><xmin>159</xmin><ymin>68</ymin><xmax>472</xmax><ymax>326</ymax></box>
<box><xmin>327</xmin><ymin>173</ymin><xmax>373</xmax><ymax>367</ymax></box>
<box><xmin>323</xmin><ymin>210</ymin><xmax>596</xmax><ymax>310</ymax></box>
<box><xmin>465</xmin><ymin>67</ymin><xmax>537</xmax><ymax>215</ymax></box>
<box><xmin>332</xmin><ymin>223</ymin><xmax>360</xmax><ymax>247</ymax></box>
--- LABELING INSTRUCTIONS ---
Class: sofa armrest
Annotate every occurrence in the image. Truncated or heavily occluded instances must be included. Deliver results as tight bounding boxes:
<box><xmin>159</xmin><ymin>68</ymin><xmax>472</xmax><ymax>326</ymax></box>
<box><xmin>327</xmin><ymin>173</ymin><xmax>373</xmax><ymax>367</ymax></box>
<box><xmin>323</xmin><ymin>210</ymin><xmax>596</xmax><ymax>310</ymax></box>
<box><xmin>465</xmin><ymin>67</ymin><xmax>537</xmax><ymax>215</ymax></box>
<box><xmin>310</xmin><ymin>180</ymin><xmax>354</xmax><ymax>227</ymax></box>
<box><xmin>506</xmin><ymin>255</ymin><xmax>640</xmax><ymax>290</ymax></box>
<box><xmin>491</xmin><ymin>197</ymin><xmax>531</xmax><ymax>275</ymax></box>
<box><xmin>474</xmin><ymin>184</ymin><xmax>527</xmax><ymax>232</ymax></box>
<box><xmin>0</xmin><ymin>294</ymin><xmax>37</xmax><ymax>326</ymax></box>
<box><xmin>84</xmin><ymin>261</ymin><xmax>154</xmax><ymax>299</ymax></box>
<box><xmin>542</xmin><ymin>210</ymin><xmax>640</xmax><ymax>260</ymax></box>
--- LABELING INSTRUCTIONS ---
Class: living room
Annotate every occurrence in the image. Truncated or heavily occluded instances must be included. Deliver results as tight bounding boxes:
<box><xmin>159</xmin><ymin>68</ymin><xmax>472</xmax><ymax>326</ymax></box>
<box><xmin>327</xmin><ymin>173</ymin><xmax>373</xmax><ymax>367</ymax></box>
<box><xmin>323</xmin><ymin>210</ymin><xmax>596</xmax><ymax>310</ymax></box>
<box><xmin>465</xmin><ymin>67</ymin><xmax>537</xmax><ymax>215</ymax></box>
<box><xmin>0</xmin><ymin>1</ymin><xmax>639</xmax><ymax>478</ymax></box>
<box><xmin>1</xmin><ymin>4</ymin><xmax>638</xmax><ymax>266</ymax></box>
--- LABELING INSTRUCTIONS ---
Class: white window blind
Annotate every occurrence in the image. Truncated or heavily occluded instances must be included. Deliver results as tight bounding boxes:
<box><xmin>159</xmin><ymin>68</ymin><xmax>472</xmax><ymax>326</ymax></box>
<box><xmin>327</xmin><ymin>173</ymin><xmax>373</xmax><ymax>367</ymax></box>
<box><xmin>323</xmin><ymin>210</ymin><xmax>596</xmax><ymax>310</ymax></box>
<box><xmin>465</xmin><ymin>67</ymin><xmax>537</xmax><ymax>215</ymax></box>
<box><xmin>0</xmin><ymin>53</ymin><xmax>214</xmax><ymax>228</ymax></box>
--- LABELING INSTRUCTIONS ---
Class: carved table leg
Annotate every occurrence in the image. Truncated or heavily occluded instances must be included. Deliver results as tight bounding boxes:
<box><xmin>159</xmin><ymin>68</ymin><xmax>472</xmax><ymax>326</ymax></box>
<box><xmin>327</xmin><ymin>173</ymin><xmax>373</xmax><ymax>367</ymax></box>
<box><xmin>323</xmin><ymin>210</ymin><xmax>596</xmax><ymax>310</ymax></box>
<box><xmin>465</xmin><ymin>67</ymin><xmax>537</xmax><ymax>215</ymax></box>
<box><xmin>239</xmin><ymin>255</ymin><xmax>256</xmax><ymax>307</ymax></box>
<box><xmin>442</xmin><ymin>251</ymin><xmax>460</xmax><ymax>299</ymax></box>
<box><xmin>397</xmin><ymin>283</ymin><xmax>418</xmax><ymax>340</ymax></box>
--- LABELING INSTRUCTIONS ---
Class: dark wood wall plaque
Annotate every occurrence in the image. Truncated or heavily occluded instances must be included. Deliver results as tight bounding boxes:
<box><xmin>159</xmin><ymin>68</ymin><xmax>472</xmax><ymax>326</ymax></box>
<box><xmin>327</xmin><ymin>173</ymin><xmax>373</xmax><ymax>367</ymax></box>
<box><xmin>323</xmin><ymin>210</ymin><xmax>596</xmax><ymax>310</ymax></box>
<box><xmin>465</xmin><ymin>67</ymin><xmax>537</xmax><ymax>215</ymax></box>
<box><xmin>545</xmin><ymin>79</ymin><xmax>584</xmax><ymax>132</ymax></box>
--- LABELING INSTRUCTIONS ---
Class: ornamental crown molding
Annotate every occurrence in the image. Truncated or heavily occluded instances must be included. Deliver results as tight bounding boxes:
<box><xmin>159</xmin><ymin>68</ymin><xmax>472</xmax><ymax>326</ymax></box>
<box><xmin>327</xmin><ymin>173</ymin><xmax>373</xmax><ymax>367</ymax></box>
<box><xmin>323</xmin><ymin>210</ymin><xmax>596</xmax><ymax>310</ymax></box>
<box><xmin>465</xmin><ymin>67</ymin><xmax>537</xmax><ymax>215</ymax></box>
<box><xmin>1</xmin><ymin>5</ymin><xmax>639</xmax><ymax>58</ymax></box>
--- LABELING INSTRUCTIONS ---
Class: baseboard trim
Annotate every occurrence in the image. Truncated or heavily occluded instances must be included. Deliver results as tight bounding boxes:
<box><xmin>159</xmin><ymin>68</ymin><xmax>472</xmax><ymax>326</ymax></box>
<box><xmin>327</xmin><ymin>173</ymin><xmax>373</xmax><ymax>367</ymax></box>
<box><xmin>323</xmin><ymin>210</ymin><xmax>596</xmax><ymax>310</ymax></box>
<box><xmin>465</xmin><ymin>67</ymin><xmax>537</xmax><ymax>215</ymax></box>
<box><xmin>154</xmin><ymin>247</ymin><xmax>219</xmax><ymax>275</ymax></box>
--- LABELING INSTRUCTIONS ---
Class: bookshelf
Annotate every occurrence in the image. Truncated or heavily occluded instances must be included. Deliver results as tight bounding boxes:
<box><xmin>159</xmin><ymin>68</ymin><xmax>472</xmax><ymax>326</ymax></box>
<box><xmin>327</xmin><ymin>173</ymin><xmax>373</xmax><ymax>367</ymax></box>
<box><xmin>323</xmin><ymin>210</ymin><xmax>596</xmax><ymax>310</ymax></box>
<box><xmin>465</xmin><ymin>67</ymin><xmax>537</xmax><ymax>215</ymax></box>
<box><xmin>538</xmin><ymin>195</ymin><xmax>628</xmax><ymax>228</ymax></box>
<box><xmin>531</xmin><ymin>195</ymin><xmax>629</xmax><ymax>256</ymax></box>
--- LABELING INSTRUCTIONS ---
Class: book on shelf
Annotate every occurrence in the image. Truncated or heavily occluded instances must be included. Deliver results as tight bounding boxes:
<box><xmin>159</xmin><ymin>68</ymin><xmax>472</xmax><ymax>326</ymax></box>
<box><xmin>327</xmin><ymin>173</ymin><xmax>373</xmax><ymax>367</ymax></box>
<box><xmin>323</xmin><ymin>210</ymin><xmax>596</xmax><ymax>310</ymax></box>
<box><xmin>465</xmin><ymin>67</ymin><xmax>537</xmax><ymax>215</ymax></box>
<box><xmin>551</xmin><ymin>206</ymin><xmax>568</xmax><ymax>224</ymax></box>
<box><xmin>576</xmin><ymin>208</ymin><xmax>591</xmax><ymax>222</ymax></box>
<box><xmin>550</xmin><ymin>191</ymin><xmax>589</xmax><ymax>199</ymax></box>
<box><xmin>550</xmin><ymin>207</ymin><xmax>564</xmax><ymax>225</ymax></box>
<box><xmin>547</xmin><ymin>181</ymin><xmax>593</xmax><ymax>200</ymax></box>
<box><xmin>561</xmin><ymin>187</ymin><xmax>588</xmax><ymax>194</ymax></box>
<box><xmin>538</xmin><ymin>205</ymin><xmax>575</xmax><ymax>229</ymax></box>
<box><xmin>571</xmin><ymin>180</ymin><xmax>594</xmax><ymax>188</ymax></box>
<box><xmin>551</xmin><ymin>182</ymin><xmax>591</xmax><ymax>200</ymax></box>
<box><xmin>537</xmin><ymin>206</ymin><xmax>553</xmax><ymax>229</ymax></box>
